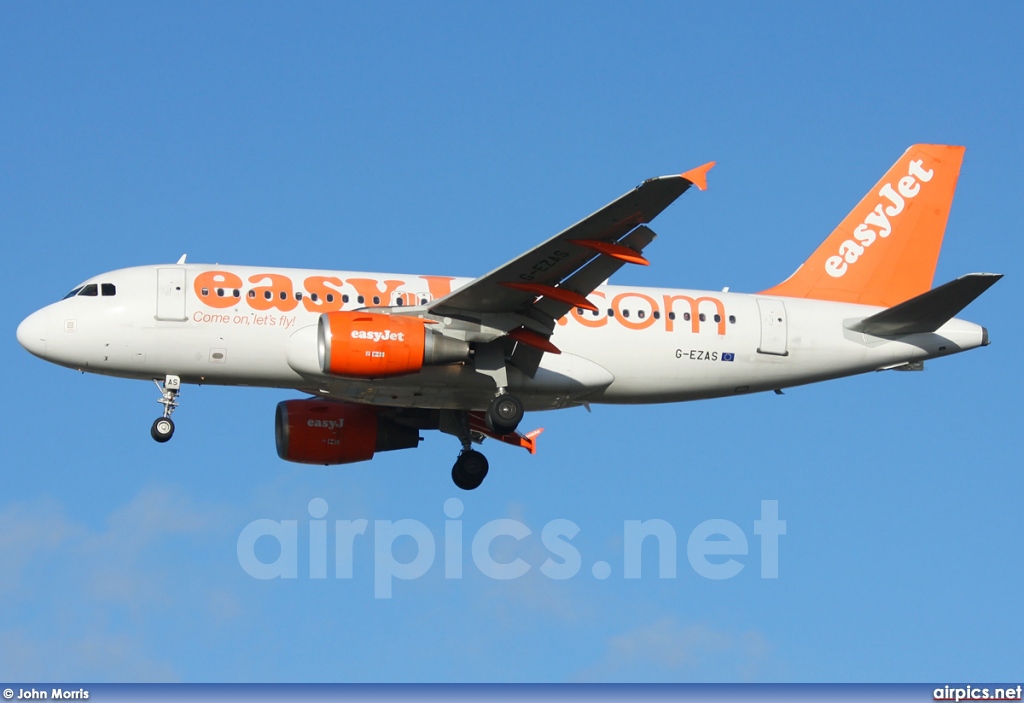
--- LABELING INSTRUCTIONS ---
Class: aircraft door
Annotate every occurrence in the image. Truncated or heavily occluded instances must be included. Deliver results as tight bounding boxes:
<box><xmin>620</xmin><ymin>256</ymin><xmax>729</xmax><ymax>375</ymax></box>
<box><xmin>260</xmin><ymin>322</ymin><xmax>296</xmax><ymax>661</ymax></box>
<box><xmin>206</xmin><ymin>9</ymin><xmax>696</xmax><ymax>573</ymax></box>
<box><xmin>156</xmin><ymin>268</ymin><xmax>188</xmax><ymax>321</ymax></box>
<box><xmin>756</xmin><ymin>298</ymin><xmax>788</xmax><ymax>356</ymax></box>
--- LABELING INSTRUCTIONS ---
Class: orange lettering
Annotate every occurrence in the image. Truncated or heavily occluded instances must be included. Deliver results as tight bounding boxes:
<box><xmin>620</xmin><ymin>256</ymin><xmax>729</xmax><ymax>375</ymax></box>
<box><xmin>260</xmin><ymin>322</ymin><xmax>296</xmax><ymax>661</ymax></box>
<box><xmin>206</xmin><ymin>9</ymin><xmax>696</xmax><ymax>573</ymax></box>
<box><xmin>663</xmin><ymin>295</ymin><xmax>726</xmax><ymax>334</ymax></box>
<box><xmin>570</xmin><ymin>290</ymin><xmax>608</xmax><ymax>328</ymax></box>
<box><xmin>419</xmin><ymin>275</ymin><xmax>456</xmax><ymax>302</ymax></box>
<box><xmin>612</xmin><ymin>292</ymin><xmax>658</xmax><ymax>330</ymax></box>
<box><xmin>194</xmin><ymin>270</ymin><xmax>243</xmax><ymax>309</ymax></box>
<box><xmin>248</xmin><ymin>273</ymin><xmax>299</xmax><ymax>312</ymax></box>
<box><xmin>302</xmin><ymin>276</ymin><xmax>345</xmax><ymax>312</ymax></box>
<box><xmin>347</xmin><ymin>278</ymin><xmax>405</xmax><ymax>307</ymax></box>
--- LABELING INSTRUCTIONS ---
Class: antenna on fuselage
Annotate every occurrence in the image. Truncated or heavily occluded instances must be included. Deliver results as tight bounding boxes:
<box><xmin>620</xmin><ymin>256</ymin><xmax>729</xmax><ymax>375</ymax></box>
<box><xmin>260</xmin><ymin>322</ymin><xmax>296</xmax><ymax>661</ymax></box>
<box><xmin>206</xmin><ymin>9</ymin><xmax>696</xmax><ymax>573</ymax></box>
<box><xmin>176</xmin><ymin>254</ymin><xmax>187</xmax><ymax>264</ymax></box>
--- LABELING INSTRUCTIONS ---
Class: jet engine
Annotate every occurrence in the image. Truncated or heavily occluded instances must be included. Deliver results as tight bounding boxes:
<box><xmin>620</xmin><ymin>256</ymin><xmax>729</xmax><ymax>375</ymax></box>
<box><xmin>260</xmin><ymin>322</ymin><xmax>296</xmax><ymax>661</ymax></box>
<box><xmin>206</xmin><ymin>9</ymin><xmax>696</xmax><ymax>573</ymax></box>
<box><xmin>275</xmin><ymin>399</ymin><xmax>420</xmax><ymax>465</ymax></box>
<box><xmin>317</xmin><ymin>311</ymin><xmax>469</xmax><ymax>378</ymax></box>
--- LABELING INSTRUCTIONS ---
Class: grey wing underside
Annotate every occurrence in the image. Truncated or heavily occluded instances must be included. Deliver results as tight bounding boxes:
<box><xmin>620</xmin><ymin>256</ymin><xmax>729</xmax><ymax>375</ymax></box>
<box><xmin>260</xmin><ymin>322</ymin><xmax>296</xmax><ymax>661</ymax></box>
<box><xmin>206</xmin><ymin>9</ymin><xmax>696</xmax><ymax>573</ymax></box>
<box><xmin>429</xmin><ymin>167</ymin><xmax>712</xmax><ymax>331</ymax></box>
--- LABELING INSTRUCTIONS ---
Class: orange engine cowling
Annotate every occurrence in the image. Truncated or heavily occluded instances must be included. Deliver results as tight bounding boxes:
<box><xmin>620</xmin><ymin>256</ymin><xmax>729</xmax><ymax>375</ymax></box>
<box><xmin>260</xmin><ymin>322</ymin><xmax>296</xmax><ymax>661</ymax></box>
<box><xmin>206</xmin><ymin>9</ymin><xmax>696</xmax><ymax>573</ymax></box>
<box><xmin>317</xmin><ymin>311</ymin><xmax>469</xmax><ymax>378</ymax></box>
<box><xmin>275</xmin><ymin>399</ymin><xmax>420</xmax><ymax>465</ymax></box>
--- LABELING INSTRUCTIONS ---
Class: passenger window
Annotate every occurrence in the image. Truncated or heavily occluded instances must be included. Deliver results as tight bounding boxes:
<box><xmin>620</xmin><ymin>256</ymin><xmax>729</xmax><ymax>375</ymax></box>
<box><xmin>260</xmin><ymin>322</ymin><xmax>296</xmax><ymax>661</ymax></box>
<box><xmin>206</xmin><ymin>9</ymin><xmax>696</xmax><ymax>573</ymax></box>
<box><xmin>729</xmin><ymin>315</ymin><xmax>736</xmax><ymax>324</ymax></box>
<box><xmin>637</xmin><ymin>310</ymin><xmax>645</xmax><ymax>319</ymax></box>
<box><xmin>653</xmin><ymin>311</ymin><xmax>661</xmax><ymax>319</ymax></box>
<box><xmin>233</xmin><ymin>289</ymin><xmax>240</xmax><ymax>298</ymax></box>
<box><xmin>216</xmin><ymin>288</ymin><xmax>225</xmax><ymax>297</ymax></box>
<box><xmin>683</xmin><ymin>312</ymin><xmax>691</xmax><ymax>321</ymax></box>
<box><xmin>79</xmin><ymin>284</ymin><xmax>98</xmax><ymax>296</ymax></box>
<box><xmin>713</xmin><ymin>314</ymin><xmax>721</xmax><ymax>323</ymax></box>
<box><xmin>326</xmin><ymin>294</ymin><xmax>335</xmax><ymax>303</ymax></box>
<box><xmin>248</xmin><ymin>290</ymin><xmax>256</xmax><ymax>299</ymax></box>
<box><xmin>310</xmin><ymin>293</ymin><xmax>319</xmax><ymax>302</ymax></box>
<box><xmin>357</xmin><ymin>296</ymin><xmax>365</xmax><ymax>304</ymax></box>
<box><xmin>699</xmin><ymin>313</ymin><xmax>706</xmax><ymax>322</ymax></box>
<box><xmin>395</xmin><ymin>298</ymin><xmax>403</xmax><ymax>306</ymax></box>
<box><xmin>295</xmin><ymin>291</ymin><xmax>302</xmax><ymax>301</ymax></box>
<box><xmin>343</xmin><ymin>295</ymin><xmax>350</xmax><ymax>303</ymax></box>
<box><xmin>63</xmin><ymin>287</ymin><xmax>84</xmax><ymax>300</ymax></box>
<box><xmin>668</xmin><ymin>312</ymin><xmax>676</xmax><ymax>320</ymax></box>
<box><xmin>101</xmin><ymin>283</ymin><xmax>116</xmax><ymax>296</ymax></box>
<box><xmin>607</xmin><ymin>308</ymin><xmax>615</xmax><ymax>317</ymax></box>
<box><xmin>372</xmin><ymin>296</ymin><xmax>380</xmax><ymax>305</ymax></box>
<box><xmin>622</xmin><ymin>310</ymin><xmax>630</xmax><ymax>318</ymax></box>
<box><xmin>420</xmin><ymin>298</ymin><xmax>428</xmax><ymax>305</ymax></box>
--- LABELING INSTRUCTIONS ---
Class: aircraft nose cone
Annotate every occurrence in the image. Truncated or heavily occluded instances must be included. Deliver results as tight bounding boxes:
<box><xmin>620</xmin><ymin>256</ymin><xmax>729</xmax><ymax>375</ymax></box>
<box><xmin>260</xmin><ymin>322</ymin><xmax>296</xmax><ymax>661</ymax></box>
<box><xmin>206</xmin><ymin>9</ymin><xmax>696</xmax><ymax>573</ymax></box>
<box><xmin>17</xmin><ymin>310</ymin><xmax>48</xmax><ymax>358</ymax></box>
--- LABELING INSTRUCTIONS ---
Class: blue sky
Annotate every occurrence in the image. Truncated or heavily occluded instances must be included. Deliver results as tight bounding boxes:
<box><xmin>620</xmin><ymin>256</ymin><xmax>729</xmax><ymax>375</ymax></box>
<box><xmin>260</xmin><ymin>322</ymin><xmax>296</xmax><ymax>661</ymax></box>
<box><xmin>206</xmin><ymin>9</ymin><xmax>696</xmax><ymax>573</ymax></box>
<box><xmin>2</xmin><ymin>1</ymin><xmax>1022</xmax><ymax>683</ymax></box>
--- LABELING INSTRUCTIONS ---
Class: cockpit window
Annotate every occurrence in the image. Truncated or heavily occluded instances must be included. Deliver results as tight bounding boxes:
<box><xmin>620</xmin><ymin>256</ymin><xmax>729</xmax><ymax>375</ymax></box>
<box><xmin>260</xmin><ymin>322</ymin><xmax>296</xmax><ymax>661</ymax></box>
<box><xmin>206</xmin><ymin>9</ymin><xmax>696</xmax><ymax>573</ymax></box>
<box><xmin>63</xmin><ymin>286</ymin><xmax>84</xmax><ymax>300</ymax></box>
<box><xmin>101</xmin><ymin>283</ymin><xmax>116</xmax><ymax>296</ymax></box>
<box><xmin>79</xmin><ymin>284</ymin><xmax>99</xmax><ymax>296</ymax></box>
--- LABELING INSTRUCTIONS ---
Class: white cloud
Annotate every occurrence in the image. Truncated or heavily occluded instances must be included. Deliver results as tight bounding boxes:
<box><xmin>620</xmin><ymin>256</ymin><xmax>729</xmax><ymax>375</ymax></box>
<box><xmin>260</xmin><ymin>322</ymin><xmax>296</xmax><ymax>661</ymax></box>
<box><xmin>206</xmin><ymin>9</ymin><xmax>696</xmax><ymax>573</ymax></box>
<box><xmin>0</xmin><ymin>484</ymin><xmax>232</xmax><ymax>681</ymax></box>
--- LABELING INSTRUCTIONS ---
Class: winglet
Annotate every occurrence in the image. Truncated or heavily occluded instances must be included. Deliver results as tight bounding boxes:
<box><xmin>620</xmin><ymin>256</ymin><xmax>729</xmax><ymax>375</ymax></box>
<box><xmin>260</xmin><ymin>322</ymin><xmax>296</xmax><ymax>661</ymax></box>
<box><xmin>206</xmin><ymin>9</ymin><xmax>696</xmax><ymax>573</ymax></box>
<box><xmin>681</xmin><ymin>161</ymin><xmax>716</xmax><ymax>191</ymax></box>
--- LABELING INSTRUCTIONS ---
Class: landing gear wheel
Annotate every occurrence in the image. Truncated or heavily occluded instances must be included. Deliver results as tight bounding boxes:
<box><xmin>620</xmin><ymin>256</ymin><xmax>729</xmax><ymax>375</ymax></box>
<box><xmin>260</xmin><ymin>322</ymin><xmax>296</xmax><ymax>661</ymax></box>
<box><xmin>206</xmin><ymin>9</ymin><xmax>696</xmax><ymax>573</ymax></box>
<box><xmin>151</xmin><ymin>417</ymin><xmax>175</xmax><ymax>443</ymax></box>
<box><xmin>452</xmin><ymin>449</ymin><xmax>489</xmax><ymax>491</ymax></box>
<box><xmin>151</xmin><ymin>374</ymin><xmax>181</xmax><ymax>443</ymax></box>
<box><xmin>486</xmin><ymin>394</ymin><xmax>524</xmax><ymax>435</ymax></box>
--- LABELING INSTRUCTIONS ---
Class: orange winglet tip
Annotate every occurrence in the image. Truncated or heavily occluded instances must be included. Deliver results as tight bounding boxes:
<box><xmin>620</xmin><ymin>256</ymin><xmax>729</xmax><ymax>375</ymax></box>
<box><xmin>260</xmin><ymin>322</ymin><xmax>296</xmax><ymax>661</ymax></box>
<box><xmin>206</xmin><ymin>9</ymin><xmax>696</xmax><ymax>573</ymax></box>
<box><xmin>569</xmin><ymin>239</ymin><xmax>650</xmax><ymax>266</ymax></box>
<box><xmin>680</xmin><ymin>161</ymin><xmax>715</xmax><ymax>191</ymax></box>
<box><xmin>507</xmin><ymin>327</ymin><xmax>561</xmax><ymax>354</ymax></box>
<box><xmin>501</xmin><ymin>282</ymin><xmax>598</xmax><ymax>312</ymax></box>
<box><xmin>521</xmin><ymin>428</ymin><xmax>543</xmax><ymax>455</ymax></box>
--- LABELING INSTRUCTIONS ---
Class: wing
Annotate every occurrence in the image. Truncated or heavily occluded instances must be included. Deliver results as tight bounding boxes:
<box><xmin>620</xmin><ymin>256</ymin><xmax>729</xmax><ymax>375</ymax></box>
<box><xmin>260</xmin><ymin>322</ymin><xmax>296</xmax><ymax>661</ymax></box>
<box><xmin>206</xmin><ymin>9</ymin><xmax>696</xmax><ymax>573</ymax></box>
<box><xmin>429</xmin><ymin>163</ymin><xmax>715</xmax><ymax>332</ymax></box>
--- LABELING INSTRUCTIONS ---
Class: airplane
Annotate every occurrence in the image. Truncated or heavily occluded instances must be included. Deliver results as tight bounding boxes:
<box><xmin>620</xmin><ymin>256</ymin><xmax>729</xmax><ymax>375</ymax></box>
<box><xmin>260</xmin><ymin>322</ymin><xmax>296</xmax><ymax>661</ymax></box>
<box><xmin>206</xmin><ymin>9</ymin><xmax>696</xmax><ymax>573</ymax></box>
<box><xmin>16</xmin><ymin>144</ymin><xmax>1000</xmax><ymax>490</ymax></box>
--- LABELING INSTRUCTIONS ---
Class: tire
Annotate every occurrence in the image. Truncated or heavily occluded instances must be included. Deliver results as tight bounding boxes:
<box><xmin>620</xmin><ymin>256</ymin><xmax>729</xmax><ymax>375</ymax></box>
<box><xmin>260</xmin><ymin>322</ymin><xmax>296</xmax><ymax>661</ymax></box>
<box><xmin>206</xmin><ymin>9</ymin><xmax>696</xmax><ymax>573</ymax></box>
<box><xmin>486</xmin><ymin>394</ymin><xmax>524</xmax><ymax>436</ymax></box>
<box><xmin>151</xmin><ymin>417</ymin><xmax>175</xmax><ymax>443</ymax></box>
<box><xmin>452</xmin><ymin>450</ymin><xmax>489</xmax><ymax>490</ymax></box>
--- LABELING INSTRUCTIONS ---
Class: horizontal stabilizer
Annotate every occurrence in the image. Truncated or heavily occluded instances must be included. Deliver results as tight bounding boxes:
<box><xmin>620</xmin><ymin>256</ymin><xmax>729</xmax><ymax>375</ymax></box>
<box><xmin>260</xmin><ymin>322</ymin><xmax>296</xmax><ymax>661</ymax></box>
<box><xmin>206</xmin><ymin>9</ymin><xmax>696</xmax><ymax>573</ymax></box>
<box><xmin>847</xmin><ymin>273</ymin><xmax>1002</xmax><ymax>336</ymax></box>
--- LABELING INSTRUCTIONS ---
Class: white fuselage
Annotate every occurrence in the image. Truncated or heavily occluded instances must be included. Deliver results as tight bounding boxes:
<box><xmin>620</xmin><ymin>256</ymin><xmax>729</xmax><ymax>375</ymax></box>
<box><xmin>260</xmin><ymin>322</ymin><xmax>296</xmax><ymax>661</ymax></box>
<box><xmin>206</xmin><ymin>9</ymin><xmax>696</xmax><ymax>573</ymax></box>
<box><xmin>17</xmin><ymin>263</ymin><xmax>988</xmax><ymax>412</ymax></box>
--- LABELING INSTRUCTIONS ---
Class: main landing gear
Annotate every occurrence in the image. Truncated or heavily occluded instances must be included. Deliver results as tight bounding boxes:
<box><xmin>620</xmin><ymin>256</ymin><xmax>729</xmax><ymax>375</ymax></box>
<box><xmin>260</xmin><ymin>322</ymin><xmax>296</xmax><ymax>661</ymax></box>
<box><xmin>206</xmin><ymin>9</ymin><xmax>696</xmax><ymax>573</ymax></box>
<box><xmin>445</xmin><ymin>391</ymin><xmax>526</xmax><ymax>491</ymax></box>
<box><xmin>150</xmin><ymin>374</ymin><xmax>181</xmax><ymax>443</ymax></box>
<box><xmin>452</xmin><ymin>448</ymin><xmax>489</xmax><ymax>491</ymax></box>
<box><xmin>486</xmin><ymin>392</ymin><xmax>523</xmax><ymax>435</ymax></box>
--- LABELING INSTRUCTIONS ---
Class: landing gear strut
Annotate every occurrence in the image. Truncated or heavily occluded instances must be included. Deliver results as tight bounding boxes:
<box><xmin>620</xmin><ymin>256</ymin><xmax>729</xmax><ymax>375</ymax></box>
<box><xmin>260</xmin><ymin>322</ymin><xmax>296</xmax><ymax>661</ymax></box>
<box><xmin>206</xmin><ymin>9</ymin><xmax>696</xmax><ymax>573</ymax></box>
<box><xmin>441</xmin><ymin>392</ymin><xmax>526</xmax><ymax>489</ymax></box>
<box><xmin>441</xmin><ymin>409</ymin><xmax>491</xmax><ymax>490</ymax></box>
<box><xmin>151</xmin><ymin>374</ymin><xmax>180</xmax><ymax>443</ymax></box>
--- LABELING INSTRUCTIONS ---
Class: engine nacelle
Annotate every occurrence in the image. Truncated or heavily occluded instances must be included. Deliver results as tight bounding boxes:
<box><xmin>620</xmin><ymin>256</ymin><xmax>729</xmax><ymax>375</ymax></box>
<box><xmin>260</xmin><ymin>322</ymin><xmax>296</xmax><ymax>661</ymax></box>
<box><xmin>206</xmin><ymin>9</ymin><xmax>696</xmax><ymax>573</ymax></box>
<box><xmin>275</xmin><ymin>399</ymin><xmax>420</xmax><ymax>465</ymax></box>
<box><xmin>317</xmin><ymin>311</ymin><xmax>469</xmax><ymax>378</ymax></box>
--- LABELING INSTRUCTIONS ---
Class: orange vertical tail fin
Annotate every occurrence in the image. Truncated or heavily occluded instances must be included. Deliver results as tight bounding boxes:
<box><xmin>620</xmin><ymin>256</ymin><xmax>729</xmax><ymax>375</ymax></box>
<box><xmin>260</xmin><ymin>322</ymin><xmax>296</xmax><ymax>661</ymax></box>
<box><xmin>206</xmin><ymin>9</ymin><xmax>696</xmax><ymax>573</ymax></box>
<box><xmin>760</xmin><ymin>144</ymin><xmax>965</xmax><ymax>308</ymax></box>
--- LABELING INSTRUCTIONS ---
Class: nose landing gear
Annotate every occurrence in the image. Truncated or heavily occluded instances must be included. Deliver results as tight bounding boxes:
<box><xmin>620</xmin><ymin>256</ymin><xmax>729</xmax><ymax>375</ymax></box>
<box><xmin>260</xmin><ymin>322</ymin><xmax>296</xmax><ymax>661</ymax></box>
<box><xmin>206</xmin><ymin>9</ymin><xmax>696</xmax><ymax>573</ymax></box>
<box><xmin>150</xmin><ymin>374</ymin><xmax>180</xmax><ymax>443</ymax></box>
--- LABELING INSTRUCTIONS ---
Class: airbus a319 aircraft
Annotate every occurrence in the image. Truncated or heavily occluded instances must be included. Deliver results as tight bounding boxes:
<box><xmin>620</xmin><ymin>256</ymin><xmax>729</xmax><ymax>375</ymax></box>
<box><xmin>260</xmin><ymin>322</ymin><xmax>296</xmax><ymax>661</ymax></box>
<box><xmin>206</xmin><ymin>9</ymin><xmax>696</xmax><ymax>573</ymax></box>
<box><xmin>17</xmin><ymin>144</ymin><xmax>1000</xmax><ymax>489</ymax></box>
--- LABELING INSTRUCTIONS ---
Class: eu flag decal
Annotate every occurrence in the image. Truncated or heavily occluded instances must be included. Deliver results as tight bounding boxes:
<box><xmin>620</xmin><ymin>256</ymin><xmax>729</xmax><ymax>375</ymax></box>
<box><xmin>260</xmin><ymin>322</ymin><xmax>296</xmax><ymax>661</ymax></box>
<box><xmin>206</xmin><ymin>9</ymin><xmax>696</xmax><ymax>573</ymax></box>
<box><xmin>721</xmin><ymin>352</ymin><xmax>735</xmax><ymax>362</ymax></box>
